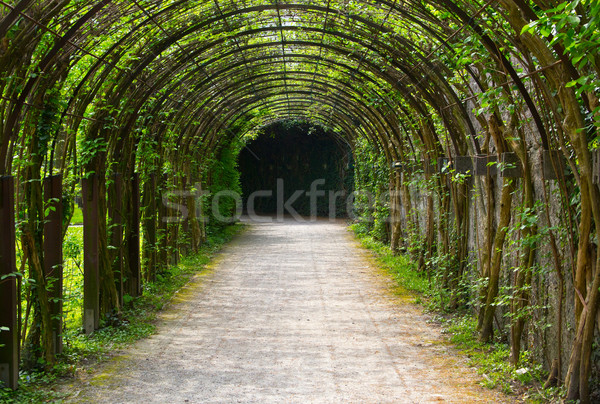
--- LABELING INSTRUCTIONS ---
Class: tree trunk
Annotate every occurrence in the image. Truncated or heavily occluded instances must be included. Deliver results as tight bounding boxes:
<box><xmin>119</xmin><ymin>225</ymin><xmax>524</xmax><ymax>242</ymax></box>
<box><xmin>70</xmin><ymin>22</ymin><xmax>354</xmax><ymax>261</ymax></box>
<box><xmin>509</xmin><ymin>153</ymin><xmax>537</xmax><ymax>365</ymax></box>
<box><xmin>479</xmin><ymin>177</ymin><xmax>515</xmax><ymax>342</ymax></box>
<box><xmin>98</xmin><ymin>175</ymin><xmax>120</xmax><ymax>318</ymax></box>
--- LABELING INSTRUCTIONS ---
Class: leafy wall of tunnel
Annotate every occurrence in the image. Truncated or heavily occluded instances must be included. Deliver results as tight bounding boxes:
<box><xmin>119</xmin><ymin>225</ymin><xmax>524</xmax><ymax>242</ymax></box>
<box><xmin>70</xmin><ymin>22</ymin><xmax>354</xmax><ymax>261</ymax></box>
<box><xmin>0</xmin><ymin>0</ymin><xmax>600</xmax><ymax>401</ymax></box>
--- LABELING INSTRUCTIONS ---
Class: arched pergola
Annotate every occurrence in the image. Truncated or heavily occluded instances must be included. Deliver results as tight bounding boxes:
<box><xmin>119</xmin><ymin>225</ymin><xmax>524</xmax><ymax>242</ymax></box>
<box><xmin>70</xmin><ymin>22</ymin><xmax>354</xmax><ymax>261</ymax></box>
<box><xmin>1</xmin><ymin>0</ymin><xmax>599</xmax><ymax>401</ymax></box>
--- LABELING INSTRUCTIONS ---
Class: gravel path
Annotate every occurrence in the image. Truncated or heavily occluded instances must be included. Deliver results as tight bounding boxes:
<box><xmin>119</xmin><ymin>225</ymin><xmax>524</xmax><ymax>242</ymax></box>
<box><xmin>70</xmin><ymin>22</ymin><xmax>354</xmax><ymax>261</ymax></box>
<box><xmin>67</xmin><ymin>218</ymin><xmax>509</xmax><ymax>403</ymax></box>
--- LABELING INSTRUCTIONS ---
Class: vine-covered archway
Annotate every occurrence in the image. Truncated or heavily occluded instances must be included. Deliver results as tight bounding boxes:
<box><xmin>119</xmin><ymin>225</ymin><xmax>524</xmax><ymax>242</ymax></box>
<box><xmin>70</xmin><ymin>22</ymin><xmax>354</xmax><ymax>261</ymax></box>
<box><xmin>0</xmin><ymin>0</ymin><xmax>599</xmax><ymax>401</ymax></box>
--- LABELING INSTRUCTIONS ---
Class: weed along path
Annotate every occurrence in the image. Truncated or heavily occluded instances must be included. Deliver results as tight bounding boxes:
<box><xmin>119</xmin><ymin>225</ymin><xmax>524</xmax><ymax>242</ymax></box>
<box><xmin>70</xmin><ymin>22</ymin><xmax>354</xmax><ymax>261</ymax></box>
<box><xmin>66</xmin><ymin>219</ymin><xmax>509</xmax><ymax>403</ymax></box>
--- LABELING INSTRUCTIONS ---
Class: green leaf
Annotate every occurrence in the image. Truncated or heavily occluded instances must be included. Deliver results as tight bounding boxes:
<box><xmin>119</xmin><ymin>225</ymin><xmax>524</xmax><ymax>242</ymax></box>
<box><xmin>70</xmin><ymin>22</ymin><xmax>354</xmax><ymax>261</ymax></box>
<box><xmin>566</xmin><ymin>15</ymin><xmax>581</xmax><ymax>26</ymax></box>
<box><xmin>520</xmin><ymin>23</ymin><xmax>534</xmax><ymax>35</ymax></box>
<box><xmin>540</xmin><ymin>26</ymin><xmax>551</xmax><ymax>37</ymax></box>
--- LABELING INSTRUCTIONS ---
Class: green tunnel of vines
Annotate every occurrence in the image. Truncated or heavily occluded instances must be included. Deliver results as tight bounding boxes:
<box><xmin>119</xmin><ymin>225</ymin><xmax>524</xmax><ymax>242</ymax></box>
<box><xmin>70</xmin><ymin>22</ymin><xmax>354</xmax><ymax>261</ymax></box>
<box><xmin>1</xmin><ymin>0</ymin><xmax>600</xmax><ymax>401</ymax></box>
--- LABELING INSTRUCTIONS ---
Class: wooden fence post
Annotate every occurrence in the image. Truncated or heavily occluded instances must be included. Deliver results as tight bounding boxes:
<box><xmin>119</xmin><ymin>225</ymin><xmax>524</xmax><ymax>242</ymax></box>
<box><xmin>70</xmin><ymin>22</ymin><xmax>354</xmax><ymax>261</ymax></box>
<box><xmin>143</xmin><ymin>173</ymin><xmax>157</xmax><ymax>282</ymax></box>
<box><xmin>43</xmin><ymin>175</ymin><xmax>63</xmax><ymax>355</ymax></box>
<box><xmin>0</xmin><ymin>176</ymin><xmax>18</xmax><ymax>389</ymax></box>
<box><xmin>128</xmin><ymin>173</ymin><xmax>141</xmax><ymax>297</ymax></box>
<box><xmin>82</xmin><ymin>174</ymin><xmax>100</xmax><ymax>334</ymax></box>
<box><xmin>158</xmin><ymin>173</ymin><xmax>169</xmax><ymax>271</ymax></box>
<box><xmin>108</xmin><ymin>173</ymin><xmax>124</xmax><ymax>306</ymax></box>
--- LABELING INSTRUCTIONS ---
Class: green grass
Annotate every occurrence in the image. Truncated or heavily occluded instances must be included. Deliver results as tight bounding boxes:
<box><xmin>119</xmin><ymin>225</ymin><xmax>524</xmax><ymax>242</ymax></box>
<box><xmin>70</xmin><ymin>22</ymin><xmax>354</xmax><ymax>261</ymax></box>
<box><xmin>70</xmin><ymin>205</ymin><xmax>83</xmax><ymax>224</ymax></box>
<box><xmin>0</xmin><ymin>222</ymin><xmax>246</xmax><ymax>403</ymax></box>
<box><xmin>63</xmin><ymin>226</ymin><xmax>84</xmax><ymax>330</ymax></box>
<box><xmin>350</xmin><ymin>224</ymin><xmax>430</xmax><ymax>297</ymax></box>
<box><xmin>440</xmin><ymin>315</ymin><xmax>561</xmax><ymax>402</ymax></box>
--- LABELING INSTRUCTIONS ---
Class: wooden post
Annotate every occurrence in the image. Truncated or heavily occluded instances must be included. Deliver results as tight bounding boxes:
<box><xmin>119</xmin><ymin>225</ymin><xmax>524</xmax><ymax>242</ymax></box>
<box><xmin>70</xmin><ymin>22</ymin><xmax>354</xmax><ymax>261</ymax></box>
<box><xmin>592</xmin><ymin>149</ymin><xmax>599</xmax><ymax>186</ymax></box>
<box><xmin>180</xmin><ymin>175</ymin><xmax>190</xmax><ymax>256</ymax></box>
<box><xmin>168</xmin><ymin>174</ymin><xmax>180</xmax><ymax>266</ymax></box>
<box><xmin>109</xmin><ymin>173</ymin><xmax>124</xmax><ymax>306</ymax></box>
<box><xmin>43</xmin><ymin>175</ymin><xmax>63</xmax><ymax>355</ymax></box>
<box><xmin>158</xmin><ymin>173</ymin><xmax>168</xmax><ymax>271</ymax></box>
<box><xmin>0</xmin><ymin>176</ymin><xmax>18</xmax><ymax>389</ymax></box>
<box><xmin>144</xmin><ymin>173</ymin><xmax>157</xmax><ymax>282</ymax></box>
<box><xmin>128</xmin><ymin>173</ymin><xmax>141</xmax><ymax>297</ymax></box>
<box><xmin>82</xmin><ymin>174</ymin><xmax>100</xmax><ymax>334</ymax></box>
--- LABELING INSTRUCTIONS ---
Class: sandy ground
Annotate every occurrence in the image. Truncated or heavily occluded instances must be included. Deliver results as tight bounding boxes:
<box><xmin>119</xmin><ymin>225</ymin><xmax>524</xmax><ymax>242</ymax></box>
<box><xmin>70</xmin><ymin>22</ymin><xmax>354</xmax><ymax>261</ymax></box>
<box><xmin>63</xmin><ymin>218</ymin><xmax>512</xmax><ymax>403</ymax></box>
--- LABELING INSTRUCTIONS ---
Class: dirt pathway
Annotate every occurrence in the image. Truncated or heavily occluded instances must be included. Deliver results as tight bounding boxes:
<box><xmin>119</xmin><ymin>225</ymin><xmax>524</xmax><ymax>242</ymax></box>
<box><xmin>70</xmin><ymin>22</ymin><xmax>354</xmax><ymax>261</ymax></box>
<box><xmin>66</xmin><ymin>219</ymin><xmax>510</xmax><ymax>403</ymax></box>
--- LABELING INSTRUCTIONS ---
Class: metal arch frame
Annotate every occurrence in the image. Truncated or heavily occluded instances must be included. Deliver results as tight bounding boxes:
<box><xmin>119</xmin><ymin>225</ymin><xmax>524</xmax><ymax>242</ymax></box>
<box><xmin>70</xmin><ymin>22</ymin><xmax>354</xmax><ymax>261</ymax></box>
<box><xmin>166</xmin><ymin>69</ymin><xmax>400</xmax><ymax>145</ymax></box>
<box><xmin>130</xmin><ymin>26</ymin><xmax>444</xmax><ymax>100</ymax></box>
<box><xmin>113</xmin><ymin>62</ymin><xmax>422</xmax><ymax>173</ymax></box>
<box><xmin>0</xmin><ymin>0</ymin><xmax>486</xmax><ymax>166</ymax></box>
<box><xmin>105</xmin><ymin>35</ymin><xmax>441</xmax><ymax>148</ymax></box>
<box><xmin>242</xmin><ymin>106</ymin><xmax>357</xmax><ymax>144</ymax></box>
<box><xmin>107</xmin><ymin>63</ymin><xmax>409</xmax><ymax>170</ymax></box>
<box><xmin>231</xmin><ymin>101</ymin><xmax>385</xmax><ymax>151</ymax></box>
<box><xmin>93</xmin><ymin>40</ymin><xmax>413</xmax><ymax>155</ymax></box>
<box><xmin>197</xmin><ymin>80</ymin><xmax>398</xmax><ymax>139</ymax></box>
<box><xmin>183</xmin><ymin>88</ymin><xmax>380</xmax><ymax>151</ymax></box>
<box><xmin>176</xmin><ymin>73</ymin><xmax>400</xmax><ymax>148</ymax></box>
<box><xmin>103</xmin><ymin>34</ymin><xmax>425</xmax><ymax>124</ymax></box>
<box><xmin>1</xmin><ymin>0</ymin><xmax>551</xmax><ymax>164</ymax></box>
<box><xmin>187</xmin><ymin>93</ymin><xmax>370</xmax><ymax>150</ymax></box>
<box><xmin>197</xmin><ymin>90</ymin><xmax>379</xmax><ymax>150</ymax></box>
<box><xmin>49</xmin><ymin>2</ymin><xmax>452</xmax><ymax>107</ymax></box>
<box><xmin>139</xmin><ymin>3</ymin><xmax>500</xmax><ymax>152</ymax></box>
<box><xmin>57</xmin><ymin>27</ymin><xmax>404</xmax><ymax>158</ymax></box>
<box><xmin>201</xmin><ymin>99</ymin><xmax>369</xmax><ymax>158</ymax></box>
<box><xmin>129</xmin><ymin>2</ymin><xmax>446</xmax><ymax>57</ymax></box>
<box><xmin>147</xmin><ymin>54</ymin><xmax>397</xmax><ymax>122</ymax></box>
<box><xmin>179</xmin><ymin>100</ymin><xmax>359</xmax><ymax>161</ymax></box>
<box><xmin>219</xmin><ymin>102</ymin><xmax>356</xmax><ymax>142</ymax></box>
<box><xmin>132</xmin><ymin>39</ymin><xmax>453</xmax><ymax>138</ymax></box>
<box><xmin>56</xmin><ymin>4</ymin><xmax>427</xmax><ymax>113</ymax></box>
<box><xmin>196</xmin><ymin>92</ymin><xmax>391</xmax><ymax>157</ymax></box>
<box><xmin>137</xmin><ymin>53</ymin><xmax>400</xmax><ymax>127</ymax></box>
<box><xmin>248</xmin><ymin>115</ymin><xmax>356</xmax><ymax>147</ymax></box>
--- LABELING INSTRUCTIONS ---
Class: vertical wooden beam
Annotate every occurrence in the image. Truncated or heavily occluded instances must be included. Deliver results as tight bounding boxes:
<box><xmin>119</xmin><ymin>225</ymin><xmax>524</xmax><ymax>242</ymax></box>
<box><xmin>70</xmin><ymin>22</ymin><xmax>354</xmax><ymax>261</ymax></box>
<box><xmin>128</xmin><ymin>173</ymin><xmax>141</xmax><ymax>297</ymax></box>
<box><xmin>592</xmin><ymin>149</ymin><xmax>599</xmax><ymax>186</ymax></box>
<box><xmin>158</xmin><ymin>173</ymin><xmax>168</xmax><ymax>271</ymax></box>
<box><xmin>180</xmin><ymin>175</ymin><xmax>190</xmax><ymax>256</ymax></box>
<box><xmin>82</xmin><ymin>174</ymin><xmax>100</xmax><ymax>334</ymax></box>
<box><xmin>168</xmin><ymin>173</ymin><xmax>180</xmax><ymax>266</ymax></box>
<box><xmin>144</xmin><ymin>173</ymin><xmax>157</xmax><ymax>282</ymax></box>
<box><xmin>43</xmin><ymin>175</ymin><xmax>63</xmax><ymax>355</ymax></box>
<box><xmin>0</xmin><ymin>176</ymin><xmax>18</xmax><ymax>389</ymax></box>
<box><xmin>108</xmin><ymin>173</ymin><xmax>123</xmax><ymax>306</ymax></box>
